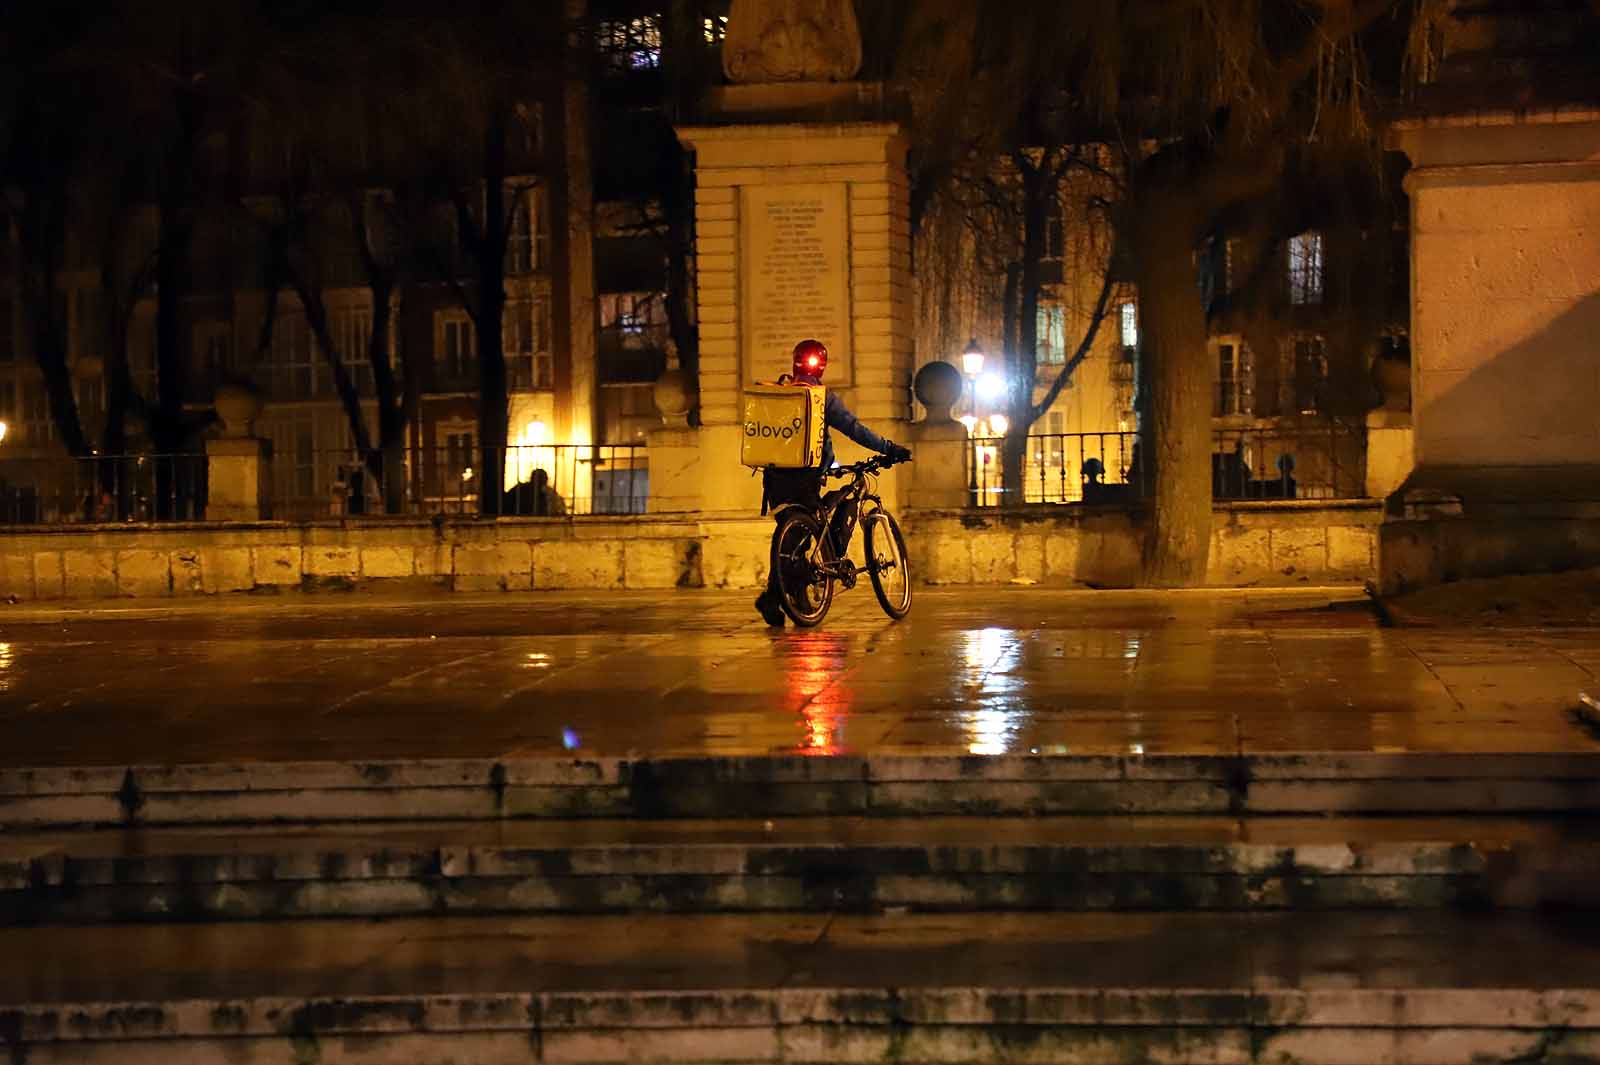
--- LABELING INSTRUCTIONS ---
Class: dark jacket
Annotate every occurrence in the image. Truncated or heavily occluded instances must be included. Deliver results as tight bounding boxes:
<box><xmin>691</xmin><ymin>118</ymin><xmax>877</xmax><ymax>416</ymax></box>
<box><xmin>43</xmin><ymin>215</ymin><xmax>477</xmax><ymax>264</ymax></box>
<box><xmin>819</xmin><ymin>389</ymin><xmax>892</xmax><ymax>468</ymax></box>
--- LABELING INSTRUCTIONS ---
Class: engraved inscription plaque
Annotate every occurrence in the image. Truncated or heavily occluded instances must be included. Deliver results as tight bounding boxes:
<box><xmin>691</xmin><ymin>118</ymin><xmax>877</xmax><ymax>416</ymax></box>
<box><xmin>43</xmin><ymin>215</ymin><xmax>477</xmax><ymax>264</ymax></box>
<box><xmin>741</xmin><ymin>184</ymin><xmax>851</xmax><ymax>385</ymax></box>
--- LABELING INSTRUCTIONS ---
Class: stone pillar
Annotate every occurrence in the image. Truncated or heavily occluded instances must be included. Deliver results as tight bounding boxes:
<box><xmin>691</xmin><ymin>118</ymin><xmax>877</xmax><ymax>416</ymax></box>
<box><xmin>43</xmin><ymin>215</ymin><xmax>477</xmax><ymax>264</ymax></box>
<box><xmin>206</xmin><ymin>384</ymin><xmax>272</xmax><ymax>521</ymax></box>
<box><xmin>1364</xmin><ymin>408</ymin><xmax>1414</xmax><ymax>502</ymax></box>
<box><xmin>905</xmin><ymin>360</ymin><xmax>969</xmax><ymax>509</ymax></box>
<box><xmin>645</xmin><ymin>369</ymin><xmax>699</xmax><ymax>513</ymax></box>
<box><xmin>206</xmin><ymin>437</ymin><xmax>273</xmax><ymax>521</ymax></box>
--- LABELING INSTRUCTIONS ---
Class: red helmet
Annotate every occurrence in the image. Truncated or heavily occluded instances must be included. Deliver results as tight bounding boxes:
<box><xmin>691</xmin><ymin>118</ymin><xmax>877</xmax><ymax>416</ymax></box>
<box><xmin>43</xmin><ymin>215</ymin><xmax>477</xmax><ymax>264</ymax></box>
<box><xmin>792</xmin><ymin>339</ymin><xmax>828</xmax><ymax>380</ymax></box>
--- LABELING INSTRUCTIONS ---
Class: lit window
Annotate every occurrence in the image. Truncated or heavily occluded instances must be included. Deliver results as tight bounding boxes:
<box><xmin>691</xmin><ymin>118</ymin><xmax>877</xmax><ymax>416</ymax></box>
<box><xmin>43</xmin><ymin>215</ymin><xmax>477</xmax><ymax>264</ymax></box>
<box><xmin>1288</xmin><ymin>231</ymin><xmax>1324</xmax><ymax>305</ymax></box>
<box><xmin>1119</xmin><ymin>301</ymin><xmax>1138</xmax><ymax>351</ymax></box>
<box><xmin>598</xmin><ymin>15</ymin><xmax>662</xmax><ymax>71</ymax></box>
<box><xmin>1217</xmin><ymin>342</ymin><xmax>1238</xmax><ymax>416</ymax></box>
<box><xmin>333</xmin><ymin>308</ymin><xmax>373</xmax><ymax>394</ymax></box>
<box><xmin>505</xmin><ymin>187</ymin><xmax>546</xmax><ymax>276</ymax></box>
<box><xmin>1043</xmin><ymin>200</ymin><xmax>1065</xmax><ymax>261</ymax></box>
<box><xmin>504</xmin><ymin>298</ymin><xmax>552</xmax><ymax>392</ymax></box>
<box><xmin>703</xmin><ymin>14</ymin><xmax>727</xmax><ymax>44</ymax></box>
<box><xmin>1036</xmin><ymin>304</ymin><xmax>1066</xmax><ymax>366</ymax></box>
<box><xmin>439</xmin><ymin>315</ymin><xmax>476</xmax><ymax>381</ymax></box>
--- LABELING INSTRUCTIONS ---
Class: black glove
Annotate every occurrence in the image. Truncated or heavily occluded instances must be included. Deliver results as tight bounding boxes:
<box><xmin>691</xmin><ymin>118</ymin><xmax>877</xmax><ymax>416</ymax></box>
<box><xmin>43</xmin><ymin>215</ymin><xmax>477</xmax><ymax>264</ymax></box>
<box><xmin>886</xmin><ymin>443</ymin><xmax>913</xmax><ymax>464</ymax></box>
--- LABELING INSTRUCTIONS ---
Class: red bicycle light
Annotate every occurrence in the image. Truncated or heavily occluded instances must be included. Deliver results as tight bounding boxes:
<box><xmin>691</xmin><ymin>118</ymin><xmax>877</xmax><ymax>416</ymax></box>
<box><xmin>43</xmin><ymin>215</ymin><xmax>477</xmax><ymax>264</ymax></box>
<box><xmin>806</xmin><ymin>355</ymin><xmax>820</xmax><ymax>368</ymax></box>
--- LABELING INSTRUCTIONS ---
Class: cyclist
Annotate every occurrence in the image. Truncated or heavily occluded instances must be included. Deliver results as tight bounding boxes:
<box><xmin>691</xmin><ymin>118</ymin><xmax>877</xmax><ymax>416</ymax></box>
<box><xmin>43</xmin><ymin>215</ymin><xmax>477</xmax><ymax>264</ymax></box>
<box><xmin>755</xmin><ymin>338</ymin><xmax>912</xmax><ymax>626</ymax></box>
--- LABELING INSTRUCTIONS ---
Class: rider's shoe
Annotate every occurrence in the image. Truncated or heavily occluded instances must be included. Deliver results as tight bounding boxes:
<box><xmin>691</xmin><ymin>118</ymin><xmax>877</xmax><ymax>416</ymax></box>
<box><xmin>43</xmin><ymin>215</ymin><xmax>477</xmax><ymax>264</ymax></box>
<box><xmin>755</xmin><ymin>592</ymin><xmax>786</xmax><ymax>627</ymax></box>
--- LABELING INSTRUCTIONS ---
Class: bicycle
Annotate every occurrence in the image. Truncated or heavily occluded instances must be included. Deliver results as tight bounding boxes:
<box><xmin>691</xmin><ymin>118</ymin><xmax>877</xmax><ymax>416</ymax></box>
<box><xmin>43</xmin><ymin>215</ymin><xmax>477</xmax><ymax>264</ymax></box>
<box><xmin>769</xmin><ymin>455</ymin><xmax>912</xmax><ymax>627</ymax></box>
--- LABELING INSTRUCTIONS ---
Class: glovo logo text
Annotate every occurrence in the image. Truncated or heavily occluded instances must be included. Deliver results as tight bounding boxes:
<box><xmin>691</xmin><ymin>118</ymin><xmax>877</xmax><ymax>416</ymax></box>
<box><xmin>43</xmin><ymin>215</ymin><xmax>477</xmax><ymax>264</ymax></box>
<box><xmin>745</xmin><ymin>416</ymin><xmax>805</xmax><ymax>440</ymax></box>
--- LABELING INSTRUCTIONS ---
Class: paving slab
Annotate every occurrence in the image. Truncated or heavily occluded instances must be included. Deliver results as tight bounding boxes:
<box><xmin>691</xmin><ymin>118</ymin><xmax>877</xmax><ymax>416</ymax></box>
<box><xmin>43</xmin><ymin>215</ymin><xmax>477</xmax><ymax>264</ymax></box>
<box><xmin>0</xmin><ymin>589</ymin><xmax>1594</xmax><ymax>773</ymax></box>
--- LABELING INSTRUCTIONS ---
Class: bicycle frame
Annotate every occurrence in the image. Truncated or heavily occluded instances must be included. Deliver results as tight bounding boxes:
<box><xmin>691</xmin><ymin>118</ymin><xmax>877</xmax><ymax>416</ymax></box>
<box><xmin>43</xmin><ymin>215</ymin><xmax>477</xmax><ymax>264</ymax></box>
<box><xmin>768</xmin><ymin>453</ymin><xmax>911</xmax><ymax>626</ymax></box>
<box><xmin>806</xmin><ymin>460</ymin><xmax>889</xmax><ymax>582</ymax></box>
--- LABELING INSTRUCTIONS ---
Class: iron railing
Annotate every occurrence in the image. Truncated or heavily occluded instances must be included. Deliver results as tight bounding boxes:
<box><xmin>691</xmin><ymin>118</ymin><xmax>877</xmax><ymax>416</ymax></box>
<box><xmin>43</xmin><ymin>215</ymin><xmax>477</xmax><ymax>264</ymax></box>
<box><xmin>967</xmin><ymin>431</ymin><xmax>1146</xmax><ymax>506</ymax></box>
<box><xmin>276</xmin><ymin>443</ymin><xmax>648</xmax><ymax>520</ymax></box>
<box><xmin>1211</xmin><ymin>422</ymin><xmax>1366</xmax><ymax>501</ymax></box>
<box><xmin>967</xmin><ymin>423</ymin><xmax>1367</xmax><ymax>507</ymax></box>
<box><xmin>0</xmin><ymin>454</ymin><xmax>208</xmax><ymax>524</ymax></box>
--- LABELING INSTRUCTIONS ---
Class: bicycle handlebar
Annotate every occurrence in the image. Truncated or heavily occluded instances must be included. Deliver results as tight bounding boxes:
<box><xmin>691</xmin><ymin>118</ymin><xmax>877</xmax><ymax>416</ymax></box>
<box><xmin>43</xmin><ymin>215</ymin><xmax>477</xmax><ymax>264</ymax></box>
<box><xmin>825</xmin><ymin>454</ymin><xmax>905</xmax><ymax>478</ymax></box>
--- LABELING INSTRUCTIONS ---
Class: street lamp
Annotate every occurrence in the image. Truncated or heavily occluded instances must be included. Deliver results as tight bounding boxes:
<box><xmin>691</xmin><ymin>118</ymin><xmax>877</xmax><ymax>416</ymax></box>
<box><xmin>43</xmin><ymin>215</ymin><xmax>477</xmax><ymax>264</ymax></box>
<box><xmin>960</xmin><ymin>339</ymin><xmax>984</xmax><ymax>505</ymax></box>
<box><xmin>961</xmin><ymin>337</ymin><xmax>985</xmax><ymax>379</ymax></box>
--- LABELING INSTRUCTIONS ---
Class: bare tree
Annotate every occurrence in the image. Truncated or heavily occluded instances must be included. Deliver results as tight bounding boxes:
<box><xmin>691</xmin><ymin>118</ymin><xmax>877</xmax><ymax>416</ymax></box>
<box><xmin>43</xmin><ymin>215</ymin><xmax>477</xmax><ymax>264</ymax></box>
<box><xmin>890</xmin><ymin>1</ymin><xmax>1116</xmax><ymax>503</ymax></box>
<box><xmin>884</xmin><ymin>0</ymin><xmax>1412</xmax><ymax>582</ymax></box>
<box><xmin>387</xmin><ymin>4</ymin><xmax>566</xmax><ymax>516</ymax></box>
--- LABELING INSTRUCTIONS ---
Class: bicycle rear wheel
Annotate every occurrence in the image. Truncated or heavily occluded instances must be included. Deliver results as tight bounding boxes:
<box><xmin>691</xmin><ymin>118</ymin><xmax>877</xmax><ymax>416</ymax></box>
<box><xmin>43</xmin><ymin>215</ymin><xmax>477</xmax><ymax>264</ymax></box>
<box><xmin>864</xmin><ymin>510</ymin><xmax>912</xmax><ymax>619</ymax></box>
<box><xmin>771</xmin><ymin>510</ymin><xmax>835</xmax><ymax>627</ymax></box>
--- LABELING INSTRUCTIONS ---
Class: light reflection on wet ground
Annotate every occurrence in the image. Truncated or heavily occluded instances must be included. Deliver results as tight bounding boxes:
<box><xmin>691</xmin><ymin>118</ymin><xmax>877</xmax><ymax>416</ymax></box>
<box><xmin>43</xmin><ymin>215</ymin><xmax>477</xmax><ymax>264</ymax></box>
<box><xmin>0</xmin><ymin>587</ymin><xmax>1595</xmax><ymax>766</ymax></box>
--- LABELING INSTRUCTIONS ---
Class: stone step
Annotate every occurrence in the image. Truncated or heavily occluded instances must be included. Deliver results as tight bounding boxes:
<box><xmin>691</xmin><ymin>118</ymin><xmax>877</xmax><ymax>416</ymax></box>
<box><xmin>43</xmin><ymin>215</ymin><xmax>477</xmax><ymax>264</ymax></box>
<box><xmin>7</xmin><ymin>752</ymin><xmax>1600</xmax><ymax>829</ymax></box>
<box><xmin>3</xmin><ymin>911</ymin><xmax>1598</xmax><ymax>1064</ymax></box>
<box><xmin>7</xmin><ymin>815</ymin><xmax>1599</xmax><ymax>923</ymax></box>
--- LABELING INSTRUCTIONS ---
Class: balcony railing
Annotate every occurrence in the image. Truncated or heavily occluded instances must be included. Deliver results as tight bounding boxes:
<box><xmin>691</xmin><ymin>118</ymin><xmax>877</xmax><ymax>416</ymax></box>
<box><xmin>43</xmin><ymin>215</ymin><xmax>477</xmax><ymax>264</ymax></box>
<box><xmin>0</xmin><ymin>454</ymin><xmax>208</xmax><ymax>524</ymax></box>
<box><xmin>967</xmin><ymin>423</ymin><xmax>1367</xmax><ymax>507</ymax></box>
<box><xmin>278</xmin><ymin>443</ymin><xmax>648</xmax><ymax>521</ymax></box>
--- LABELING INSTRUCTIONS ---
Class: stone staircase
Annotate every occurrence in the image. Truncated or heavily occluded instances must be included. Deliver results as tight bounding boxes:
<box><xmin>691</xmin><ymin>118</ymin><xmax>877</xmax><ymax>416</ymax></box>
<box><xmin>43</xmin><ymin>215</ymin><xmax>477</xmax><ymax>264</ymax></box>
<box><xmin>5</xmin><ymin>752</ymin><xmax>1600</xmax><ymax>1063</ymax></box>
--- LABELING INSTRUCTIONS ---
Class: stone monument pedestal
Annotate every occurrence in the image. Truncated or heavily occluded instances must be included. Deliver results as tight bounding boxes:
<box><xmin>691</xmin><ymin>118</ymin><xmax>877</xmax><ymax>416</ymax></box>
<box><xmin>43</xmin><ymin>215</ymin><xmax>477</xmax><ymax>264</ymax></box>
<box><xmin>906</xmin><ymin>421</ymin><xmax>970</xmax><ymax>509</ymax></box>
<box><xmin>206</xmin><ymin>437</ymin><xmax>273</xmax><ymax>522</ymax></box>
<box><xmin>671</xmin><ymin>98</ymin><xmax>916</xmax><ymax>515</ymax></box>
<box><xmin>1364</xmin><ymin>408</ymin><xmax>1414</xmax><ymax>502</ymax></box>
<box><xmin>1383</xmin><ymin>94</ymin><xmax>1600</xmax><ymax>591</ymax></box>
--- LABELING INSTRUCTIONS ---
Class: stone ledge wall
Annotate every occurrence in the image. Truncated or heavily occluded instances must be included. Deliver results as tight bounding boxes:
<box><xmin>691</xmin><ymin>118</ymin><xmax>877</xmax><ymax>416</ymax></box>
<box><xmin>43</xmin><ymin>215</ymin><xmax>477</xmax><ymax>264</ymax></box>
<box><xmin>1379</xmin><ymin>514</ymin><xmax>1600</xmax><ymax>595</ymax></box>
<box><xmin>0</xmin><ymin>517</ymin><xmax>766</xmax><ymax>602</ymax></box>
<box><xmin>0</xmin><ymin>502</ymin><xmax>1379</xmax><ymax>601</ymax></box>
<box><xmin>907</xmin><ymin>502</ymin><xmax>1381</xmax><ymax>588</ymax></box>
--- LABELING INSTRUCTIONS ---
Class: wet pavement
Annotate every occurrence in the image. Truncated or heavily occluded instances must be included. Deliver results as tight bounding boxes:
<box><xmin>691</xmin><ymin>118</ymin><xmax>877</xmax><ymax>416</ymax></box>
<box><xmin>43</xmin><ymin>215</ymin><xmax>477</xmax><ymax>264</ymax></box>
<box><xmin>0</xmin><ymin>587</ymin><xmax>1596</xmax><ymax>767</ymax></box>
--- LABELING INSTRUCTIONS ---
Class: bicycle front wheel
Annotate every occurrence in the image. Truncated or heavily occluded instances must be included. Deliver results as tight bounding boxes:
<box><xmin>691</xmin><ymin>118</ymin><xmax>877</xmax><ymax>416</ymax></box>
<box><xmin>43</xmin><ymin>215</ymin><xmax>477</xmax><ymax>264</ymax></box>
<box><xmin>771</xmin><ymin>510</ymin><xmax>835</xmax><ymax>627</ymax></box>
<box><xmin>864</xmin><ymin>510</ymin><xmax>912</xmax><ymax>619</ymax></box>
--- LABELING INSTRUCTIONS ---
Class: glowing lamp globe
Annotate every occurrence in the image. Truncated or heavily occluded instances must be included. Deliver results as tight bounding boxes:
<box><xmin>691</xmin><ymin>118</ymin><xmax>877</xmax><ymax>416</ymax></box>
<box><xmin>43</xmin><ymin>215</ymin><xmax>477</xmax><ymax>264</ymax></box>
<box><xmin>960</xmin><ymin>338</ymin><xmax>985</xmax><ymax>378</ymax></box>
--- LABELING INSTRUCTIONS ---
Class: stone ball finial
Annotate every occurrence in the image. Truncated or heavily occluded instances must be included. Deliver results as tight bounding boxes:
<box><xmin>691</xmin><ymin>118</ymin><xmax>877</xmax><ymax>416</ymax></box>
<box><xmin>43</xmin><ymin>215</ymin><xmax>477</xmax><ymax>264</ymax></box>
<box><xmin>914</xmin><ymin>360</ymin><xmax>963</xmax><ymax>424</ymax></box>
<box><xmin>653</xmin><ymin>367</ymin><xmax>694</xmax><ymax>429</ymax></box>
<box><xmin>213</xmin><ymin>381</ymin><xmax>264</xmax><ymax>439</ymax></box>
<box><xmin>723</xmin><ymin>0</ymin><xmax>864</xmax><ymax>83</ymax></box>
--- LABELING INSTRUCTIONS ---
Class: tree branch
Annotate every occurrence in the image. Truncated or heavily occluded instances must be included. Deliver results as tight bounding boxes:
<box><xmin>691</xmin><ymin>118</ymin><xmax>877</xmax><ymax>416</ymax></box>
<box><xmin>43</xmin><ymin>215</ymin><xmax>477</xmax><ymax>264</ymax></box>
<box><xmin>1029</xmin><ymin>260</ymin><xmax>1116</xmax><ymax>424</ymax></box>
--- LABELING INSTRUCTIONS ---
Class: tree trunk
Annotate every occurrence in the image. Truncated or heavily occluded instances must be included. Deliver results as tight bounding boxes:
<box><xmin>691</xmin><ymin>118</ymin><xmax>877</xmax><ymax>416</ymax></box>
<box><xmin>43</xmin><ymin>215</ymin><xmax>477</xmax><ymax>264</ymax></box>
<box><xmin>1131</xmin><ymin>198</ymin><xmax>1213</xmax><ymax>587</ymax></box>
<box><xmin>16</xmin><ymin>194</ymin><xmax>90</xmax><ymax>459</ymax></box>
<box><xmin>475</xmin><ymin>108</ymin><xmax>512</xmax><ymax>518</ymax></box>
<box><xmin>368</xmin><ymin>291</ymin><xmax>408</xmax><ymax>515</ymax></box>
<box><xmin>1001</xmin><ymin>157</ymin><xmax>1049</xmax><ymax>506</ymax></box>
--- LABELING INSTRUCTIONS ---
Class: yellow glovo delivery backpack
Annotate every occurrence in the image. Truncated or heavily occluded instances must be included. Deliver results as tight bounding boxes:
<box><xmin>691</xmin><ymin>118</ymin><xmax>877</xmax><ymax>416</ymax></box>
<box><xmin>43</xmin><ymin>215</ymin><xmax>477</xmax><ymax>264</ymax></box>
<box><xmin>740</xmin><ymin>380</ymin><xmax>825</xmax><ymax>469</ymax></box>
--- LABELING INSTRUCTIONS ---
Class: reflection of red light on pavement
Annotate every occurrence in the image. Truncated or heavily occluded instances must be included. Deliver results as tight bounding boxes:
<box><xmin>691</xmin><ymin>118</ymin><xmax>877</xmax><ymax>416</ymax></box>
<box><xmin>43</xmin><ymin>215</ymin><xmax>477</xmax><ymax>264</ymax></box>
<box><xmin>800</xmin><ymin>701</ymin><xmax>844</xmax><ymax>756</ymax></box>
<box><xmin>786</xmin><ymin>639</ymin><xmax>850</xmax><ymax>756</ymax></box>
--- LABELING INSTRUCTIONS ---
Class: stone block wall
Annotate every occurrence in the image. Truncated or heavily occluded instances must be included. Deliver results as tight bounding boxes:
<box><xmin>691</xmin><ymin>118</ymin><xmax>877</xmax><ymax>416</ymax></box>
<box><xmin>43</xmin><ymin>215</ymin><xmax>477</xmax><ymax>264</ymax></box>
<box><xmin>1396</xmin><ymin>113</ymin><xmax>1600</xmax><ymax>470</ymax></box>
<box><xmin>904</xmin><ymin>502</ymin><xmax>1381</xmax><ymax>588</ymax></box>
<box><xmin>0</xmin><ymin>502</ymin><xmax>1378</xmax><ymax>602</ymax></box>
<box><xmin>0</xmin><ymin>518</ymin><xmax>722</xmax><ymax>602</ymax></box>
<box><xmin>1379</xmin><ymin>512</ymin><xmax>1600</xmax><ymax>594</ymax></box>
